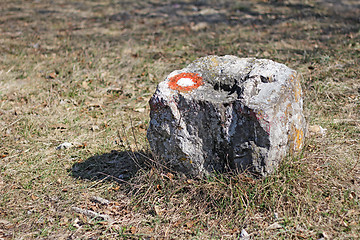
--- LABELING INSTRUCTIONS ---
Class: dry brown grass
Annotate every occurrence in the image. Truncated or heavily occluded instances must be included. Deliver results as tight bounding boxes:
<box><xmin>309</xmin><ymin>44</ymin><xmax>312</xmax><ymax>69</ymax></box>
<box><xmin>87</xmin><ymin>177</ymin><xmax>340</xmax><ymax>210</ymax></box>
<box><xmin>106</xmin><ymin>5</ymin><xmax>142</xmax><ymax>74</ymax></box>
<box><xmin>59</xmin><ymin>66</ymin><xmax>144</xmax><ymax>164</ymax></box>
<box><xmin>0</xmin><ymin>0</ymin><xmax>359</xmax><ymax>239</ymax></box>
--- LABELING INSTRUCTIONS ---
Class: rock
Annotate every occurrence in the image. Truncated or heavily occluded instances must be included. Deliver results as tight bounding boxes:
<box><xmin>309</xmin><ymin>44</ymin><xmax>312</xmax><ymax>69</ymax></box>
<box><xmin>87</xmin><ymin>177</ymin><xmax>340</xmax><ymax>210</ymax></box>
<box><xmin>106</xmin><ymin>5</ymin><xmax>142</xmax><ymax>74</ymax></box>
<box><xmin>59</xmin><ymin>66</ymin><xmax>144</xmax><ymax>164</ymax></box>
<box><xmin>147</xmin><ymin>55</ymin><xmax>306</xmax><ymax>177</ymax></box>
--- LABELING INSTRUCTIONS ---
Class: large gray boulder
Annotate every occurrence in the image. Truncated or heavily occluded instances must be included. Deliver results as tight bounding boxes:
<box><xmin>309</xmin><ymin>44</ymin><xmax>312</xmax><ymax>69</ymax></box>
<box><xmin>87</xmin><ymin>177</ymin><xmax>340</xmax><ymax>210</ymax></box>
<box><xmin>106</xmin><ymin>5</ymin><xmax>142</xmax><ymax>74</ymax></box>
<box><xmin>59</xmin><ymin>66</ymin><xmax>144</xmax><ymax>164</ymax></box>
<box><xmin>147</xmin><ymin>55</ymin><xmax>306</xmax><ymax>177</ymax></box>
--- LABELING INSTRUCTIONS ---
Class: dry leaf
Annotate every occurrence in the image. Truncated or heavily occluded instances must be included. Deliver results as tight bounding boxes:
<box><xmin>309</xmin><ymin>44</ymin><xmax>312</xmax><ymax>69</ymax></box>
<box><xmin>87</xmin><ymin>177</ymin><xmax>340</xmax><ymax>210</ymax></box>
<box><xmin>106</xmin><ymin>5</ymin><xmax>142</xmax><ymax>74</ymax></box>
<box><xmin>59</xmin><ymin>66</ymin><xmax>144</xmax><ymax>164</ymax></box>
<box><xmin>134</xmin><ymin>107</ymin><xmax>145</xmax><ymax>113</ymax></box>
<box><xmin>185</xmin><ymin>220</ymin><xmax>196</xmax><ymax>228</ymax></box>
<box><xmin>74</xmin><ymin>142</ymin><xmax>87</xmax><ymax>148</ymax></box>
<box><xmin>173</xmin><ymin>220</ymin><xmax>182</xmax><ymax>227</ymax></box>
<box><xmin>148</xmin><ymin>73</ymin><xmax>154</xmax><ymax>81</ymax></box>
<box><xmin>108</xmin><ymin>186</ymin><xmax>120</xmax><ymax>191</ymax></box>
<box><xmin>48</xmin><ymin>72</ymin><xmax>57</xmax><ymax>79</ymax></box>
<box><xmin>89</xmin><ymin>205</ymin><xmax>97</xmax><ymax>211</ymax></box>
<box><xmin>186</xmin><ymin>179</ymin><xmax>194</xmax><ymax>184</ymax></box>
<box><xmin>142</xmin><ymin>226</ymin><xmax>154</xmax><ymax>233</ymax></box>
<box><xmin>190</xmin><ymin>22</ymin><xmax>208</xmax><ymax>31</ymax></box>
<box><xmin>349</xmin><ymin>191</ymin><xmax>356</xmax><ymax>199</ymax></box>
<box><xmin>102</xmin><ymin>208</ymin><xmax>112</xmax><ymax>215</ymax></box>
<box><xmin>307</xmin><ymin>144</ymin><xmax>316</xmax><ymax>152</ymax></box>
<box><xmin>78</xmin><ymin>213</ymin><xmax>87</xmax><ymax>223</ymax></box>
<box><xmin>57</xmin><ymin>178</ymin><xmax>62</xmax><ymax>185</ymax></box>
<box><xmin>309</xmin><ymin>125</ymin><xmax>327</xmax><ymax>136</ymax></box>
<box><xmin>154</xmin><ymin>206</ymin><xmax>162</xmax><ymax>216</ymax></box>
<box><xmin>73</xmin><ymin>218</ymin><xmax>81</xmax><ymax>228</ymax></box>
<box><xmin>0</xmin><ymin>219</ymin><xmax>13</xmax><ymax>229</ymax></box>
<box><xmin>148</xmin><ymin>168</ymin><xmax>154</xmax><ymax>178</ymax></box>
<box><xmin>166</xmin><ymin>172</ymin><xmax>174</xmax><ymax>180</ymax></box>
<box><xmin>267</xmin><ymin>222</ymin><xmax>283</xmax><ymax>230</ymax></box>
<box><xmin>349</xmin><ymin>221</ymin><xmax>358</xmax><ymax>226</ymax></box>
<box><xmin>82</xmin><ymin>81</ymin><xmax>90</xmax><ymax>89</ymax></box>
<box><xmin>91</xmin><ymin>125</ymin><xmax>100</xmax><ymax>131</ymax></box>
<box><xmin>31</xmin><ymin>195</ymin><xmax>38</xmax><ymax>200</ymax></box>
<box><xmin>60</xmin><ymin>216</ymin><xmax>69</xmax><ymax>226</ymax></box>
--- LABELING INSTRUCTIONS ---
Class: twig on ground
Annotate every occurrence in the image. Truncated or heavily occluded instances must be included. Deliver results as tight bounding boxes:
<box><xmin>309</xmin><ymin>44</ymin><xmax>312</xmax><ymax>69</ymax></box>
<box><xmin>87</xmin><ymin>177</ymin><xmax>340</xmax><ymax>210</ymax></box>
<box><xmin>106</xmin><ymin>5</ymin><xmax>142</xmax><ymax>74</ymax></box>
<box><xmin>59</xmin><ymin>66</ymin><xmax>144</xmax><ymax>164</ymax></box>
<box><xmin>97</xmin><ymin>171</ymin><xmax>140</xmax><ymax>187</ymax></box>
<box><xmin>71</xmin><ymin>207</ymin><xmax>112</xmax><ymax>222</ymax></box>
<box><xmin>1</xmin><ymin>117</ymin><xmax>24</xmax><ymax>131</ymax></box>
<box><xmin>90</xmin><ymin>196</ymin><xmax>111</xmax><ymax>205</ymax></box>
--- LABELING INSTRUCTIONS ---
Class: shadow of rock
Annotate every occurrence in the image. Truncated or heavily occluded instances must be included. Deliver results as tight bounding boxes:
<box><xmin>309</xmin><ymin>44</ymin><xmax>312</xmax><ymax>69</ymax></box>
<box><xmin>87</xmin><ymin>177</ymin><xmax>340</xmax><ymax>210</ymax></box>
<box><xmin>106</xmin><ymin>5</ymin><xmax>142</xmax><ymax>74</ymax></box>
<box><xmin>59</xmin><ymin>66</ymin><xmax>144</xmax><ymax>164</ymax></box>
<box><xmin>70</xmin><ymin>150</ymin><xmax>151</xmax><ymax>183</ymax></box>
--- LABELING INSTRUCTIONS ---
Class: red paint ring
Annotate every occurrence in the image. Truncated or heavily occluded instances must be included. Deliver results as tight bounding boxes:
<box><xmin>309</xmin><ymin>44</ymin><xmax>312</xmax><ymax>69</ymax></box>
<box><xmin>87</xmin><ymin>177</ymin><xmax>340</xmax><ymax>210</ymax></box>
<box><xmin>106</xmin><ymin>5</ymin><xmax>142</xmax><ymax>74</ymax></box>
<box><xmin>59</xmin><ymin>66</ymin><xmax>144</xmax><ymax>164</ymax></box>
<box><xmin>168</xmin><ymin>72</ymin><xmax>203</xmax><ymax>92</ymax></box>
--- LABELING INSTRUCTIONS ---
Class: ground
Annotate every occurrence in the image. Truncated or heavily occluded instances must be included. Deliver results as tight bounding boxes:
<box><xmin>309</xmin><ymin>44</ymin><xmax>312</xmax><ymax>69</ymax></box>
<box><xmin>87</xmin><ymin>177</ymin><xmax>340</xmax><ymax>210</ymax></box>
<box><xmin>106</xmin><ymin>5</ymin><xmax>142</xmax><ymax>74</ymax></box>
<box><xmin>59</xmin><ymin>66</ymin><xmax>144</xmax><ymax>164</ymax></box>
<box><xmin>0</xmin><ymin>0</ymin><xmax>359</xmax><ymax>239</ymax></box>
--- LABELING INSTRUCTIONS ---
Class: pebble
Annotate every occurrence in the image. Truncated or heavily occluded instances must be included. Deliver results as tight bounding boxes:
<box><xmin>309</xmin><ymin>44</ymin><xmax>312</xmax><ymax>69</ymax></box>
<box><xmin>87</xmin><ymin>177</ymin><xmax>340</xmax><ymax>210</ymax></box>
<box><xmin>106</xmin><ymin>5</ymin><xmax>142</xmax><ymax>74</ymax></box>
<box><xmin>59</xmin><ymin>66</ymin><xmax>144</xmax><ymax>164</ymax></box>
<box><xmin>56</xmin><ymin>142</ymin><xmax>73</xmax><ymax>150</ymax></box>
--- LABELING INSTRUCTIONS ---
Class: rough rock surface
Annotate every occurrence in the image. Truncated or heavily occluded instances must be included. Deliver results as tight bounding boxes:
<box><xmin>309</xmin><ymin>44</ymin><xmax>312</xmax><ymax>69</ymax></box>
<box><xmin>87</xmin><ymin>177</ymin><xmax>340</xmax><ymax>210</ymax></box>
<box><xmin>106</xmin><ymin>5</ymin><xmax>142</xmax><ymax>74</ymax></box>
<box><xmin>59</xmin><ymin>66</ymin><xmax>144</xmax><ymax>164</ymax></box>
<box><xmin>147</xmin><ymin>55</ymin><xmax>306</xmax><ymax>177</ymax></box>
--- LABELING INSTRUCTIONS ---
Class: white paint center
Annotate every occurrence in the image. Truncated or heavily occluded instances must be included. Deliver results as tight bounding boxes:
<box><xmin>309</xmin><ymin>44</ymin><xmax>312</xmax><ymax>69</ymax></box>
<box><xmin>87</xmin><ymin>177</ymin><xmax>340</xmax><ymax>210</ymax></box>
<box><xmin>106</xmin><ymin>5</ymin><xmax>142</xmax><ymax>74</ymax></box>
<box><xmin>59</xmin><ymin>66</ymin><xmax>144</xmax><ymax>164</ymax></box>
<box><xmin>177</xmin><ymin>78</ymin><xmax>195</xmax><ymax>87</ymax></box>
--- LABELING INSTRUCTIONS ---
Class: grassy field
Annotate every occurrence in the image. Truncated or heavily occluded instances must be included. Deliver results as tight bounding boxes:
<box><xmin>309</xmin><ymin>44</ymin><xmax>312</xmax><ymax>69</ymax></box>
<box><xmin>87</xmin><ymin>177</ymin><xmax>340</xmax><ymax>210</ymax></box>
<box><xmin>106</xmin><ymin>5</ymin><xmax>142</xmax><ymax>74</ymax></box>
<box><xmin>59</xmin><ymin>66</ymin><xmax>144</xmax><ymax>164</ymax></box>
<box><xmin>0</xmin><ymin>0</ymin><xmax>359</xmax><ymax>239</ymax></box>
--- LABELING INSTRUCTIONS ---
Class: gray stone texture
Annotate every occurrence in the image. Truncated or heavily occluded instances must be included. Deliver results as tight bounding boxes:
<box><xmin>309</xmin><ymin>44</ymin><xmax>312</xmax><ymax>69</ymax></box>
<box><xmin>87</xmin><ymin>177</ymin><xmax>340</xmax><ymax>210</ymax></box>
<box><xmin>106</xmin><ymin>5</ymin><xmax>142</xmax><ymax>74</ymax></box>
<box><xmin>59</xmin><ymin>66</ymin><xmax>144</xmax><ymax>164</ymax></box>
<box><xmin>147</xmin><ymin>55</ymin><xmax>306</xmax><ymax>177</ymax></box>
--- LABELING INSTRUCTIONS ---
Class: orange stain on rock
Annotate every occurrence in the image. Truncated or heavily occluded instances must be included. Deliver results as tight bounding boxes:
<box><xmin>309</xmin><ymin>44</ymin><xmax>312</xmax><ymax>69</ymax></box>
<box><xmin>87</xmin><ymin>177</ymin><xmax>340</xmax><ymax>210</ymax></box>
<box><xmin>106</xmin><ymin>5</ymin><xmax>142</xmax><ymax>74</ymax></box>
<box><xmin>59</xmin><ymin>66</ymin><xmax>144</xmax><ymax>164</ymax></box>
<box><xmin>289</xmin><ymin>73</ymin><xmax>302</xmax><ymax>103</ymax></box>
<box><xmin>168</xmin><ymin>72</ymin><xmax>203</xmax><ymax>92</ymax></box>
<box><xmin>294</xmin><ymin>128</ymin><xmax>304</xmax><ymax>150</ymax></box>
<box><xmin>289</xmin><ymin>124</ymin><xmax>304</xmax><ymax>153</ymax></box>
<box><xmin>285</xmin><ymin>103</ymin><xmax>292</xmax><ymax>119</ymax></box>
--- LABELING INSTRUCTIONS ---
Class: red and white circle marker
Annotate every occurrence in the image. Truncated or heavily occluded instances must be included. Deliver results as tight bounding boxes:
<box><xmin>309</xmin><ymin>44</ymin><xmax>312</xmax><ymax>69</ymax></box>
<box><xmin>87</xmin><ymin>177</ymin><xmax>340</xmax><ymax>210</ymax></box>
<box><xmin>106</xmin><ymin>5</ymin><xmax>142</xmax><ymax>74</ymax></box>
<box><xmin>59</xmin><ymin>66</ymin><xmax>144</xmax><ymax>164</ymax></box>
<box><xmin>168</xmin><ymin>72</ymin><xmax>203</xmax><ymax>92</ymax></box>
<box><xmin>177</xmin><ymin>77</ymin><xmax>195</xmax><ymax>87</ymax></box>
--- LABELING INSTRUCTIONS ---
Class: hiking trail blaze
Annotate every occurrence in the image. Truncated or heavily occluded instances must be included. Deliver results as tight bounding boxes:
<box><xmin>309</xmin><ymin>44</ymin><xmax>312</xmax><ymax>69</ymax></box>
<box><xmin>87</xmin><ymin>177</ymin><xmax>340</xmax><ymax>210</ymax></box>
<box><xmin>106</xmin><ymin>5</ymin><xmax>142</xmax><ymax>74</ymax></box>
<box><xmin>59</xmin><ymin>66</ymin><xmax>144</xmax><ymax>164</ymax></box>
<box><xmin>168</xmin><ymin>72</ymin><xmax>203</xmax><ymax>92</ymax></box>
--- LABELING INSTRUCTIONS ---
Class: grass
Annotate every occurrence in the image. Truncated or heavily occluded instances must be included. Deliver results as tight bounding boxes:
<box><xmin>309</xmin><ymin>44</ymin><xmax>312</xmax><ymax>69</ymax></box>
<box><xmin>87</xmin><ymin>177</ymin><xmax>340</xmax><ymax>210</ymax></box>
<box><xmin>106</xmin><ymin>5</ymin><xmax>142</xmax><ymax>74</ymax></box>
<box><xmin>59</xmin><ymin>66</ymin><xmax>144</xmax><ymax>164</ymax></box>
<box><xmin>0</xmin><ymin>0</ymin><xmax>359</xmax><ymax>239</ymax></box>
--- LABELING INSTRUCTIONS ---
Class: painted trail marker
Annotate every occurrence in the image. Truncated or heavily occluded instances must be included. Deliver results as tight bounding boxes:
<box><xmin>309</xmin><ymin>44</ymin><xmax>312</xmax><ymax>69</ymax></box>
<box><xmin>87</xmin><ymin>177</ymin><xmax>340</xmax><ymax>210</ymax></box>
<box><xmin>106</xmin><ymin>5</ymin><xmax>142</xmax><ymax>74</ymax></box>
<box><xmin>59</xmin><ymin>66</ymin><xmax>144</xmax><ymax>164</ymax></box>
<box><xmin>147</xmin><ymin>55</ymin><xmax>306</xmax><ymax>177</ymax></box>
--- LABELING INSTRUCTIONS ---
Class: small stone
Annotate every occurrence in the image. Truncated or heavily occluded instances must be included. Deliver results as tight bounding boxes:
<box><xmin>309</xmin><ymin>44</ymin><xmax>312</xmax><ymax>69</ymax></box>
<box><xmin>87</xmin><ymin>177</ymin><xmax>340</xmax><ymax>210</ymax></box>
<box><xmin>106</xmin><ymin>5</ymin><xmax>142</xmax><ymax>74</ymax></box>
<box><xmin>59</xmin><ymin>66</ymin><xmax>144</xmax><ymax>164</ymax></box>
<box><xmin>32</xmin><ymin>43</ymin><xmax>40</xmax><ymax>49</ymax></box>
<box><xmin>239</xmin><ymin>229</ymin><xmax>250</xmax><ymax>240</ymax></box>
<box><xmin>91</xmin><ymin>125</ymin><xmax>100</xmax><ymax>131</ymax></box>
<box><xmin>318</xmin><ymin>231</ymin><xmax>330</xmax><ymax>239</ymax></box>
<box><xmin>199</xmin><ymin>8</ymin><xmax>220</xmax><ymax>15</ymax></box>
<box><xmin>60</xmin><ymin>99</ymin><xmax>69</xmax><ymax>105</ymax></box>
<box><xmin>147</xmin><ymin>55</ymin><xmax>306</xmax><ymax>177</ymax></box>
<box><xmin>56</xmin><ymin>142</ymin><xmax>73</xmax><ymax>150</ymax></box>
<box><xmin>134</xmin><ymin>107</ymin><xmax>146</xmax><ymax>113</ymax></box>
<box><xmin>57</xmin><ymin>178</ymin><xmax>62</xmax><ymax>184</ymax></box>
<box><xmin>190</xmin><ymin>22</ymin><xmax>209</xmax><ymax>31</ymax></box>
